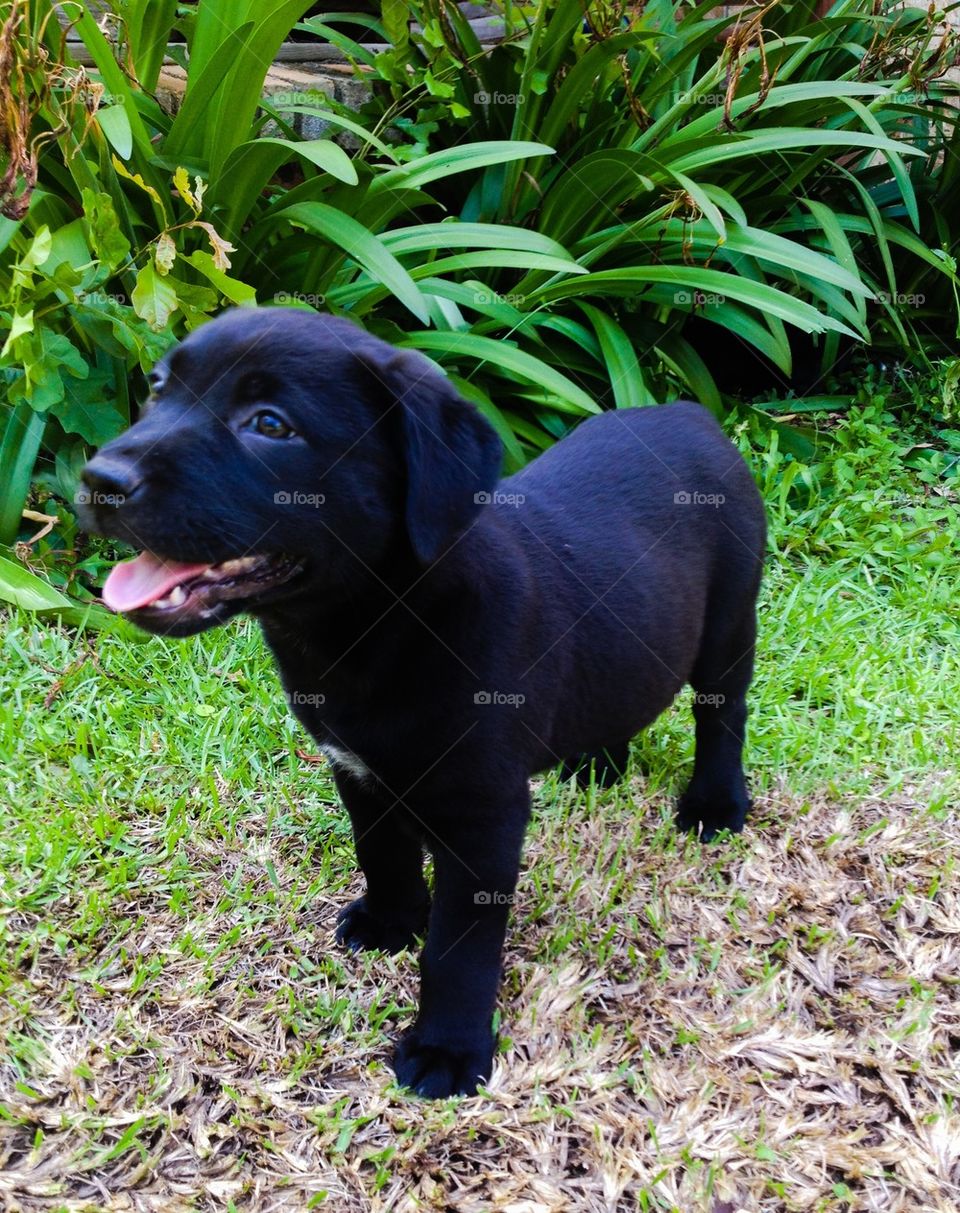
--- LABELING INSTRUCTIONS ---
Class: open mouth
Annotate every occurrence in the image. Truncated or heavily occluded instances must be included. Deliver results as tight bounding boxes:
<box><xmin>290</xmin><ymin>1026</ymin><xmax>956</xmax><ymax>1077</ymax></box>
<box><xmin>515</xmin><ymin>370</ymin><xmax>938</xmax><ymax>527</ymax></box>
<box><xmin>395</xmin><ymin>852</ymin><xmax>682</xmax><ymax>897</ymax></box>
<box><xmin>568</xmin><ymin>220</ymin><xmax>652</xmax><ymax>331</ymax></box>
<box><xmin>101</xmin><ymin>550</ymin><xmax>304</xmax><ymax>622</ymax></box>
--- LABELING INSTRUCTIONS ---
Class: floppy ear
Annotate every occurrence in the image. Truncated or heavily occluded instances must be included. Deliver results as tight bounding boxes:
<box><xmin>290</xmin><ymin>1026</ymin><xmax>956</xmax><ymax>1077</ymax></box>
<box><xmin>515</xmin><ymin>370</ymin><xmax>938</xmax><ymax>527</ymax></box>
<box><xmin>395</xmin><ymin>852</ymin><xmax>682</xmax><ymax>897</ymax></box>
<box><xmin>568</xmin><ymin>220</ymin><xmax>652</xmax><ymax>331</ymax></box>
<box><xmin>358</xmin><ymin>345</ymin><xmax>503</xmax><ymax>564</ymax></box>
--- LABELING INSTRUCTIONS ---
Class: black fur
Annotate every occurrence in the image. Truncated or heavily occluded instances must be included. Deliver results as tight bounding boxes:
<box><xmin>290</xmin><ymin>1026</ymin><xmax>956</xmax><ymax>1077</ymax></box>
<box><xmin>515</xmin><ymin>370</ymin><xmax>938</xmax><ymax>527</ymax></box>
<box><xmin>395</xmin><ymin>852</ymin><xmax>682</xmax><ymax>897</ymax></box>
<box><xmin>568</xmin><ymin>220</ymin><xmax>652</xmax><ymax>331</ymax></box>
<box><xmin>81</xmin><ymin>307</ymin><xmax>766</xmax><ymax>1098</ymax></box>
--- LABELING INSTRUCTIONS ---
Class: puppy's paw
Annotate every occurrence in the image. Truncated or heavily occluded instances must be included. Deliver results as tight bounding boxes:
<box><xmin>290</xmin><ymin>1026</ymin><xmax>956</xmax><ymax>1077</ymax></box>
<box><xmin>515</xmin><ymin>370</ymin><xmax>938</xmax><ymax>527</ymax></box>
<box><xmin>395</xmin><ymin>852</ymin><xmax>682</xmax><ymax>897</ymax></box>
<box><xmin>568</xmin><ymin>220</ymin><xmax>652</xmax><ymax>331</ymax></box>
<box><xmin>394</xmin><ymin>1028</ymin><xmax>494</xmax><ymax>1098</ymax></box>
<box><xmin>335</xmin><ymin>896</ymin><xmax>428</xmax><ymax>954</ymax></box>
<box><xmin>676</xmin><ymin>791</ymin><xmax>749</xmax><ymax>842</ymax></box>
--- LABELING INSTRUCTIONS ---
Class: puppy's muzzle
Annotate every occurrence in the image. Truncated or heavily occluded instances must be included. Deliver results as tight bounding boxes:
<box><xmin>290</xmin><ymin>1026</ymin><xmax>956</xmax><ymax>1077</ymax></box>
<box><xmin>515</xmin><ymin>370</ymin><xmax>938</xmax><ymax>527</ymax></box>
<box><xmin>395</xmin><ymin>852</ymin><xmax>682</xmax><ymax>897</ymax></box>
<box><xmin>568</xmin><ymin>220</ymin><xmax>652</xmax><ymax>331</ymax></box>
<box><xmin>81</xmin><ymin>454</ymin><xmax>144</xmax><ymax>509</ymax></box>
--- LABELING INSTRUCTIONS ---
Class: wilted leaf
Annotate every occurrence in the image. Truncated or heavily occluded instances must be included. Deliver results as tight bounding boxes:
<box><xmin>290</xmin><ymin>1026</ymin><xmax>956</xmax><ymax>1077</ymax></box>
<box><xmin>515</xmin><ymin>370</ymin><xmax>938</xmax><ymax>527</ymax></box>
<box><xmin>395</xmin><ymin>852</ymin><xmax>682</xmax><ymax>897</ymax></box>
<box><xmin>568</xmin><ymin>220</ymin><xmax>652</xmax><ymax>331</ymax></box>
<box><xmin>186</xmin><ymin>221</ymin><xmax>235</xmax><ymax>271</ymax></box>
<box><xmin>173</xmin><ymin>165</ymin><xmax>202</xmax><ymax>215</ymax></box>
<box><xmin>155</xmin><ymin>231</ymin><xmax>177</xmax><ymax>274</ymax></box>
<box><xmin>112</xmin><ymin>155</ymin><xmax>164</xmax><ymax>210</ymax></box>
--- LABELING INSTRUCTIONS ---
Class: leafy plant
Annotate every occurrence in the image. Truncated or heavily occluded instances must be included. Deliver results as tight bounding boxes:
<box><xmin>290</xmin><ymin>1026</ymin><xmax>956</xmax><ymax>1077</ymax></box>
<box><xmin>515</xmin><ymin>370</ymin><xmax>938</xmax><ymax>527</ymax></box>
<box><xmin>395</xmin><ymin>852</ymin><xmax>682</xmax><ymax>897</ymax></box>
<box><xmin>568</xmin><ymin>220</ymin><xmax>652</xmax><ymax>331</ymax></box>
<box><xmin>0</xmin><ymin>0</ymin><xmax>362</xmax><ymax>608</ymax></box>
<box><xmin>2</xmin><ymin>0</ymin><xmax>958</xmax><ymax>619</ymax></box>
<box><xmin>739</xmin><ymin>386</ymin><xmax>957</xmax><ymax>584</ymax></box>
<box><xmin>348</xmin><ymin>0</ymin><xmax>959</xmax><ymax>396</ymax></box>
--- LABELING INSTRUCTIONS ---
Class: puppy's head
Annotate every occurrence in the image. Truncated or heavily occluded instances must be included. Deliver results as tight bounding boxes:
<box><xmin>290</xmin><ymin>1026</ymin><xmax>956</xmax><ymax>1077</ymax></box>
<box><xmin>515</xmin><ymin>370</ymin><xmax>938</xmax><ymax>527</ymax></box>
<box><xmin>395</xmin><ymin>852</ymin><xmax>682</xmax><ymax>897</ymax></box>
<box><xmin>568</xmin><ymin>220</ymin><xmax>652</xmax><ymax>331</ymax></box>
<box><xmin>80</xmin><ymin>307</ymin><xmax>502</xmax><ymax>636</ymax></box>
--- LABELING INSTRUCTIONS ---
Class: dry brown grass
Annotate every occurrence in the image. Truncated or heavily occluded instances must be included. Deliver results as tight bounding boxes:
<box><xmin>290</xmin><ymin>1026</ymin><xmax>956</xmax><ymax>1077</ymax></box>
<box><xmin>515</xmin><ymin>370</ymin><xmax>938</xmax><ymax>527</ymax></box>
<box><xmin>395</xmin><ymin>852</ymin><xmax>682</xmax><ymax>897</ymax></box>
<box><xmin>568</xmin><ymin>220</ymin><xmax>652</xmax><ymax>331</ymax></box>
<box><xmin>2</xmin><ymin>782</ymin><xmax>958</xmax><ymax>1213</ymax></box>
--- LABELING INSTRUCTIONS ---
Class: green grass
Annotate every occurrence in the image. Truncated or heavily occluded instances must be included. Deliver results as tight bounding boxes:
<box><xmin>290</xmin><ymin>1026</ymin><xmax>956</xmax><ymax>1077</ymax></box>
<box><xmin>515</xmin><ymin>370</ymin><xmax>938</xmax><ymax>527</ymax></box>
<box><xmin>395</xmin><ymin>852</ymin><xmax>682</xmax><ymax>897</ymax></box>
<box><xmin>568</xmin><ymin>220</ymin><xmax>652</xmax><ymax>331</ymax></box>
<box><xmin>0</xmin><ymin>403</ymin><xmax>958</xmax><ymax>1210</ymax></box>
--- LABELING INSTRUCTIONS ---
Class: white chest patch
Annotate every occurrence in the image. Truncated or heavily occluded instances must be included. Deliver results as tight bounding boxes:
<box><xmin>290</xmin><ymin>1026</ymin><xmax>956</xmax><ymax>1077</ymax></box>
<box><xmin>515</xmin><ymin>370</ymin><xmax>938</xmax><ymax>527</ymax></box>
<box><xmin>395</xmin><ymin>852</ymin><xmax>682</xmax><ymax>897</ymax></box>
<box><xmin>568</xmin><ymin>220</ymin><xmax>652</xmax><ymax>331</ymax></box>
<box><xmin>319</xmin><ymin>743</ymin><xmax>374</xmax><ymax>783</ymax></box>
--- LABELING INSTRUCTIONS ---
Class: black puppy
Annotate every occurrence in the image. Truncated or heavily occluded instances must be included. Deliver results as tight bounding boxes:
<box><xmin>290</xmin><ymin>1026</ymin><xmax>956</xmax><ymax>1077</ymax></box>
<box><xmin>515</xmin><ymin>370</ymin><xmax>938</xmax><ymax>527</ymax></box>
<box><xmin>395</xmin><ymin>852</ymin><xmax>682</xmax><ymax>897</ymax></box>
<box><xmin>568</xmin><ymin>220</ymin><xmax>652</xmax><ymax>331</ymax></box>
<box><xmin>81</xmin><ymin>307</ymin><xmax>765</xmax><ymax>1098</ymax></box>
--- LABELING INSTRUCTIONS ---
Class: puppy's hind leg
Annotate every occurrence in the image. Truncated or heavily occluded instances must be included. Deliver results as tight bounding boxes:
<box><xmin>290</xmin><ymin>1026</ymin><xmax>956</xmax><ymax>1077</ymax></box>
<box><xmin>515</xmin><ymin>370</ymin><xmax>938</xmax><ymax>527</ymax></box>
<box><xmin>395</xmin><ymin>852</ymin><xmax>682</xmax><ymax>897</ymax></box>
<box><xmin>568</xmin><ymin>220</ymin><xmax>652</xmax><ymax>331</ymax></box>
<box><xmin>676</xmin><ymin>608</ymin><xmax>756</xmax><ymax>842</ymax></box>
<box><xmin>561</xmin><ymin>741</ymin><xmax>630</xmax><ymax>790</ymax></box>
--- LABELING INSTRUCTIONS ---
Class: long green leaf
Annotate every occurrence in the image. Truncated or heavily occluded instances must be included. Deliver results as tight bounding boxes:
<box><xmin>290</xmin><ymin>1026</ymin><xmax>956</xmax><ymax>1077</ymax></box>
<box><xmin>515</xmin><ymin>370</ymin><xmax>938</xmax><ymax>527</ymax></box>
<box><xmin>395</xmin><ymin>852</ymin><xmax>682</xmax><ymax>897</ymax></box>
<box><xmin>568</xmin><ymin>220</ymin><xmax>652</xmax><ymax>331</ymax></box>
<box><xmin>578</xmin><ymin>304</ymin><xmax>656</xmax><ymax>408</ymax></box>
<box><xmin>166</xmin><ymin>22</ymin><xmax>257</xmax><ymax>159</ymax></box>
<box><xmin>399</xmin><ymin>332</ymin><xmax>600</xmax><ymax>414</ymax></box>
<box><xmin>125</xmin><ymin>0</ymin><xmax>178</xmax><ymax>92</ymax></box>
<box><xmin>654</xmin><ymin>331</ymin><xmax>722</xmax><ymax>413</ymax></box>
<box><xmin>663</xmin><ymin>80</ymin><xmax>888</xmax><ymax>144</ymax></box>
<box><xmin>0</xmin><ymin>552</ymin><xmax>74</xmax><ymax>610</ymax></box>
<box><xmin>0</xmin><ymin>403</ymin><xmax>45</xmax><ymax>545</ymax></box>
<box><xmin>447</xmin><ymin>375</ymin><xmax>526</xmax><ymax>469</ymax></box>
<box><xmin>774</xmin><ymin>214</ymin><xmax>957</xmax><ymax>279</ymax></box>
<box><xmin>329</xmin><ymin>250</ymin><xmax>586</xmax><ymax>312</ymax></box>
<box><xmin>538</xmin><ymin>32</ymin><xmax>659</xmax><ymax>151</ymax></box>
<box><xmin>276</xmin><ymin>202</ymin><xmax>430</xmax><ymax>323</ymax></box>
<box><xmin>207</xmin><ymin>1</ymin><xmax>316</xmax><ymax>177</ymax></box>
<box><xmin>370</xmin><ymin>142</ymin><xmax>555</xmax><ymax>194</ymax></box>
<box><xmin>668</xmin><ymin>128</ymin><xmax>926</xmax><ymax>174</ymax></box>
<box><xmin>412</xmin><ymin>277</ymin><xmax>530</xmax><ymax>328</ymax></box>
<box><xmin>264</xmin><ymin>105</ymin><xmax>397</xmax><ymax>159</ymax></box>
<box><xmin>835</xmin><ymin>95</ymin><xmax>920</xmax><ymax>231</ymax></box>
<box><xmin>583</xmin><ymin>219</ymin><xmax>872</xmax><ymax>297</ymax></box>
<box><xmin>695</xmin><ymin>302</ymin><xmax>794</xmax><ymax>373</ymax></box>
<box><xmin>537</xmin><ymin>151</ymin><xmax>656</xmax><ymax>245</ymax></box>
<box><xmin>213</xmin><ymin>138</ymin><xmax>357</xmax><ymax>235</ymax></box>
<box><xmin>529</xmin><ymin>268</ymin><xmax>859</xmax><ymax>336</ymax></box>
<box><xmin>379</xmin><ymin>223</ymin><xmax>574</xmax><ymax>260</ymax></box>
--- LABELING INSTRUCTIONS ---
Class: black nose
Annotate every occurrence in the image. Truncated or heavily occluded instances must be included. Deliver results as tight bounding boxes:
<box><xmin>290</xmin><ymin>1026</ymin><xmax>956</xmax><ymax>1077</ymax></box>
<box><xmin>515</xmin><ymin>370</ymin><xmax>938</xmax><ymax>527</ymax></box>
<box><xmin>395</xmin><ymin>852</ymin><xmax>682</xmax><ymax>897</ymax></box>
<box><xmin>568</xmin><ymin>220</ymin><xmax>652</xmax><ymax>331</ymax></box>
<box><xmin>81</xmin><ymin>455</ymin><xmax>143</xmax><ymax>506</ymax></box>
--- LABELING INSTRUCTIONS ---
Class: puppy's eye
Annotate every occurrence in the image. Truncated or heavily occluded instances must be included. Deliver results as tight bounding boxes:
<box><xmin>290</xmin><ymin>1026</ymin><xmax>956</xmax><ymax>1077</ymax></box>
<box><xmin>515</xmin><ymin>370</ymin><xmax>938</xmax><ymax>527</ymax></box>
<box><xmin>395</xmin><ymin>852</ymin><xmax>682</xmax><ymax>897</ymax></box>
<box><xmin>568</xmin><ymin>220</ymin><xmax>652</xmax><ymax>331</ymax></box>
<box><xmin>251</xmin><ymin>410</ymin><xmax>294</xmax><ymax>439</ymax></box>
<box><xmin>142</xmin><ymin>367</ymin><xmax>166</xmax><ymax>413</ymax></box>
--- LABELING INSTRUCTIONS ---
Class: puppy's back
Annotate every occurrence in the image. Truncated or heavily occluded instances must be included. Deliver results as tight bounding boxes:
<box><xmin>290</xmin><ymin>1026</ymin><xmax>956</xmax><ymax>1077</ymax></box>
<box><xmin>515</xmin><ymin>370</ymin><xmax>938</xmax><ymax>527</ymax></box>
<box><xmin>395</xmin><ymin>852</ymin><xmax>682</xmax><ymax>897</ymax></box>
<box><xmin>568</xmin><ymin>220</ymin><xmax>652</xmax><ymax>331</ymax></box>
<box><xmin>504</xmin><ymin>402</ymin><xmax>761</xmax><ymax>529</ymax></box>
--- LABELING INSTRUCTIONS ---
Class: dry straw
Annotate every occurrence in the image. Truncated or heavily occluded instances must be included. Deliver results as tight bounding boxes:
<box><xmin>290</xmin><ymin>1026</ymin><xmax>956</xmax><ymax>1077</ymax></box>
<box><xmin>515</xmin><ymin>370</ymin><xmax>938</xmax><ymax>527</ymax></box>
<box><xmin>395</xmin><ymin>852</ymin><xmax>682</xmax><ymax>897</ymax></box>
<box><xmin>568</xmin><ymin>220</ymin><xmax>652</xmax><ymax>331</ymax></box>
<box><xmin>1</xmin><ymin>782</ymin><xmax>958</xmax><ymax>1211</ymax></box>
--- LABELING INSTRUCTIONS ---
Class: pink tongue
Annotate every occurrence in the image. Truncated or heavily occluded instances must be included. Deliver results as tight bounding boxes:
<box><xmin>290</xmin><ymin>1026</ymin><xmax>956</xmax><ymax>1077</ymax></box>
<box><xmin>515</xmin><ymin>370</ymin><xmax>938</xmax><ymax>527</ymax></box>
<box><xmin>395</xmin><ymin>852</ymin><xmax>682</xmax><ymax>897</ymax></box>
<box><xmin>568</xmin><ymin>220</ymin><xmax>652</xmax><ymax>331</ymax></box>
<box><xmin>102</xmin><ymin>551</ymin><xmax>212</xmax><ymax>612</ymax></box>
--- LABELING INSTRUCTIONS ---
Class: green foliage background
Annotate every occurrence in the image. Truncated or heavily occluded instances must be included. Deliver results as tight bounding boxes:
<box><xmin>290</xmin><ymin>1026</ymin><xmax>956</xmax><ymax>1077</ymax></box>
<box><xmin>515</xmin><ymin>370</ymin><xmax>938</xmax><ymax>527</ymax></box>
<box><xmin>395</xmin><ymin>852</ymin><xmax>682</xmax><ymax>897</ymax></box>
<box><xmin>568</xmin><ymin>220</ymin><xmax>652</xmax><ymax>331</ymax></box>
<box><xmin>0</xmin><ymin>0</ymin><xmax>958</xmax><ymax>611</ymax></box>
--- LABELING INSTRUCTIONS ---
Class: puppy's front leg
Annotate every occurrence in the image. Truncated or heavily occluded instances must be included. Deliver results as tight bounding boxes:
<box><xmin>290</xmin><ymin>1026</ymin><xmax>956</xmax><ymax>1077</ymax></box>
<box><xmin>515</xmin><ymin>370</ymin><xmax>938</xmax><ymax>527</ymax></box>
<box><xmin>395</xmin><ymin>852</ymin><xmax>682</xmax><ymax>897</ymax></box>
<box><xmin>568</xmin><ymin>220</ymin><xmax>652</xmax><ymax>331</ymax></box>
<box><xmin>334</xmin><ymin>773</ymin><xmax>431</xmax><ymax>955</ymax></box>
<box><xmin>395</xmin><ymin>790</ymin><xmax>529</xmax><ymax>1098</ymax></box>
